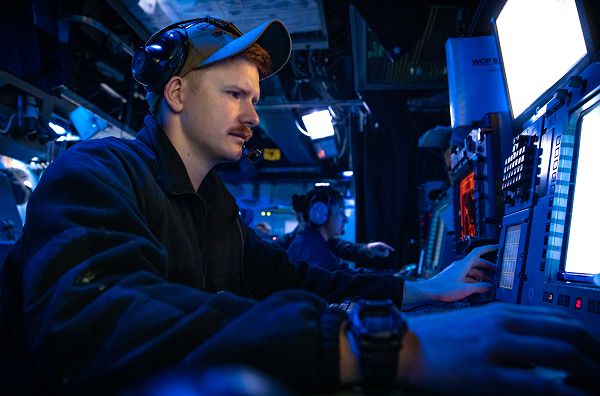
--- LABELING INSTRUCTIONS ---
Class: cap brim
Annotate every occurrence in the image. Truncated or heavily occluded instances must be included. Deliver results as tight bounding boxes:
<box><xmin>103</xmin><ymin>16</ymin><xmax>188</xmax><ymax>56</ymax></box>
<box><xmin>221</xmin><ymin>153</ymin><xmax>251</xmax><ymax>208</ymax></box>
<box><xmin>199</xmin><ymin>19</ymin><xmax>291</xmax><ymax>79</ymax></box>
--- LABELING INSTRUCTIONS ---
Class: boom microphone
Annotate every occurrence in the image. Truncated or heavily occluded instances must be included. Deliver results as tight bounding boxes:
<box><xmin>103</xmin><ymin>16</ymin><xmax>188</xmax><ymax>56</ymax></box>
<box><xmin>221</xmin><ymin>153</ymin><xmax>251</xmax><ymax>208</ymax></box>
<box><xmin>241</xmin><ymin>145</ymin><xmax>263</xmax><ymax>161</ymax></box>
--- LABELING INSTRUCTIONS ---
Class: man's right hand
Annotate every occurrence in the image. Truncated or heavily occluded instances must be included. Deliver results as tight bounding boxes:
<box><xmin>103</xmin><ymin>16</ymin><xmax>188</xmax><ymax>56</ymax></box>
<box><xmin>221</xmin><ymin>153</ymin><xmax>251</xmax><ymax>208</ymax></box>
<box><xmin>402</xmin><ymin>245</ymin><xmax>497</xmax><ymax>305</ymax></box>
<box><xmin>397</xmin><ymin>303</ymin><xmax>600</xmax><ymax>395</ymax></box>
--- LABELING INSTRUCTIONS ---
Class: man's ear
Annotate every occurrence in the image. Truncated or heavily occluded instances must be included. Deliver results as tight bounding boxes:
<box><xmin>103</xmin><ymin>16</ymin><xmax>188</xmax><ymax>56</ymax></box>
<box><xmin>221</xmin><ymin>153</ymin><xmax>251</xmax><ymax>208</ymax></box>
<box><xmin>163</xmin><ymin>76</ymin><xmax>184</xmax><ymax>113</ymax></box>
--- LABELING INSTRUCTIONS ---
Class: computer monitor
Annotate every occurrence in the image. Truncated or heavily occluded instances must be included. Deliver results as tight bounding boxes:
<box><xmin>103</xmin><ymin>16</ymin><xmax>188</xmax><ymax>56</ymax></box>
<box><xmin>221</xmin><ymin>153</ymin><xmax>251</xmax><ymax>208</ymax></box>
<box><xmin>423</xmin><ymin>204</ymin><xmax>447</xmax><ymax>276</ymax></box>
<box><xmin>494</xmin><ymin>0</ymin><xmax>592</xmax><ymax>124</ymax></box>
<box><xmin>458</xmin><ymin>171</ymin><xmax>476</xmax><ymax>240</ymax></box>
<box><xmin>560</xmin><ymin>102</ymin><xmax>600</xmax><ymax>280</ymax></box>
<box><xmin>449</xmin><ymin>113</ymin><xmax>507</xmax><ymax>250</ymax></box>
<box><xmin>421</xmin><ymin>188</ymin><xmax>456</xmax><ymax>277</ymax></box>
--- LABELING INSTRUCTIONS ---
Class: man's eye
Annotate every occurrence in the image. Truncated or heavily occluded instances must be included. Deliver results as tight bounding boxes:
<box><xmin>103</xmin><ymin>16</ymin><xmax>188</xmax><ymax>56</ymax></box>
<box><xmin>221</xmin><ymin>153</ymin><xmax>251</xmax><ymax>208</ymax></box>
<box><xmin>228</xmin><ymin>91</ymin><xmax>240</xmax><ymax>99</ymax></box>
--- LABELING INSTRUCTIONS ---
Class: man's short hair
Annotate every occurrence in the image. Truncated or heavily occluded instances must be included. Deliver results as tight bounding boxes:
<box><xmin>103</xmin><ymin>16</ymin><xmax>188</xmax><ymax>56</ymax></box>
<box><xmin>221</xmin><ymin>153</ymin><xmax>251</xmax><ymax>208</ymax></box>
<box><xmin>239</xmin><ymin>43</ymin><xmax>272</xmax><ymax>78</ymax></box>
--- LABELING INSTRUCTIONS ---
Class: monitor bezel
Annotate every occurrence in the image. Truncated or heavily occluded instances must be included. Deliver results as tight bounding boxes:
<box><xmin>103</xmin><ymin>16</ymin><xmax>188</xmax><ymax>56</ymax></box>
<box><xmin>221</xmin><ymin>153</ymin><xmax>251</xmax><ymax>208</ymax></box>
<box><xmin>492</xmin><ymin>0</ymin><xmax>598</xmax><ymax>132</ymax></box>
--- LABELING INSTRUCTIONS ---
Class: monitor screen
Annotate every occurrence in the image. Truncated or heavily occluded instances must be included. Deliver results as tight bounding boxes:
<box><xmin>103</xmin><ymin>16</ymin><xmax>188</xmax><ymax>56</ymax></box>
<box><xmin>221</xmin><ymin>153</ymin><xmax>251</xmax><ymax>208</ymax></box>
<box><xmin>432</xmin><ymin>215</ymin><xmax>445</xmax><ymax>270</ymax></box>
<box><xmin>499</xmin><ymin>223</ymin><xmax>522</xmax><ymax>290</ymax></box>
<box><xmin>424</xmin><ymin>198</ymin><xmax>454</xmax><ymax>273</ymax></box>
<box><xmin>459</xmin><ymin>171</ymin><xmax>476</xmax><ymax>239</ymax></box>
<box><xmin>564</xmin><ymin>105</ymin><xmax>600</xmax><ymax>275</ymax></box>
<box><xmin>496</xmin><ymin>0</ymin><xmax>587</xmax><ymax>120</ymax></box>
<box><xmin>424</xmin><ymin>206</ymin><xmax>442</xmax><ymax>271</ymax></box>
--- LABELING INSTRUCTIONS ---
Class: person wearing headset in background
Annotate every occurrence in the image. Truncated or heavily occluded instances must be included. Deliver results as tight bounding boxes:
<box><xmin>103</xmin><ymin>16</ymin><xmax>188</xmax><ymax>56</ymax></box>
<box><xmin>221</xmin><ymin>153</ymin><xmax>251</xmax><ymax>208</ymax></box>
<box><xmin>1</xmin><ymin>15</ymin><xmax>598</xmax><ymax>396</ymax></box>
<box><xmin>287</xmin><ymin>186</ymin><xmax>397</xmax><ymax>274</ymax></box>
<box><xmin>275</xmin><ymin>192</ymin><xmax>396</xmax><ymax>265</ymax></box>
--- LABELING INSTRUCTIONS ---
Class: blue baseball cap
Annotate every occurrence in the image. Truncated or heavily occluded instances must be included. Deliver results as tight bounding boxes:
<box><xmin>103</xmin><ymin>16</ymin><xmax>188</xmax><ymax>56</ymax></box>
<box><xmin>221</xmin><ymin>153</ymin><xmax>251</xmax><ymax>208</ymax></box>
<box><xmin>179</xmin><ymin>18</ymin><xmax>291</xmax><ymax>79</ymax></box>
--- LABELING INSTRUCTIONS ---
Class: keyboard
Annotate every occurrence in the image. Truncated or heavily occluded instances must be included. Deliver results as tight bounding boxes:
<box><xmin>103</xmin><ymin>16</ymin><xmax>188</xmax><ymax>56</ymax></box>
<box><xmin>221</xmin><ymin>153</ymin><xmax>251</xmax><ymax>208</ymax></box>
<box><xmin>401</xmin><ymin>294</ymin><xmax>496</xmax><ymax>316</ymax></box>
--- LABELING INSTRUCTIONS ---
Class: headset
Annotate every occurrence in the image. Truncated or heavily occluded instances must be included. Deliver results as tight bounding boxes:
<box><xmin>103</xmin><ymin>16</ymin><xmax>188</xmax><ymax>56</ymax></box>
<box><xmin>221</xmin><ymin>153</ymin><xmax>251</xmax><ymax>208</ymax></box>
<box><xmin>131</xmin><ymin>17</ymin><xmax>242</xmax><ymax>94</ymax></box>
<box><xmin>308</xmin><ymin>189</ymin><xmax>332</xmax><ymax>226</ymax></box>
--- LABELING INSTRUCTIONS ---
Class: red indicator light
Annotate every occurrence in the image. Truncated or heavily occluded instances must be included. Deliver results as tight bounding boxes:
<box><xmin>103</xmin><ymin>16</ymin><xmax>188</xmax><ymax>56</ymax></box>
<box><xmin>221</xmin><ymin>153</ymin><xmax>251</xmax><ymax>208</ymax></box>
<box><xmin>575</xmin><ymin>298</ymin><xmax>582</xmax><ymax>310</ymax></box>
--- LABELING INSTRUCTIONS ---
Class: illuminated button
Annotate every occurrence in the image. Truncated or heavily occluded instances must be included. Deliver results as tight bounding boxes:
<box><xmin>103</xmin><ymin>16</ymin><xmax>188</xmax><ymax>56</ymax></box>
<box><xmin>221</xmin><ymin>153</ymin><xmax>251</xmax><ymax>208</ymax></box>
<box><xmin>548</xmin><ymin>292</ymin><xmax>554</xmax><ymax>303</ymax></box>
<box><xmin>575</xmin><ymin>297</ymin><xmax>582</xmax><ymax>310</ymax></box>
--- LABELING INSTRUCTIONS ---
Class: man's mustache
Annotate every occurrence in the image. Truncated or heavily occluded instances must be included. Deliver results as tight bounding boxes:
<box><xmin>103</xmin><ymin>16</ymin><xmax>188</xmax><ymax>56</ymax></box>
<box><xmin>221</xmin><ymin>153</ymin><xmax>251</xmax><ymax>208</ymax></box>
<box><xmin>229</xmin><ymin>126</ymin><xmax>253</xmax><ymax>138</ymax></box>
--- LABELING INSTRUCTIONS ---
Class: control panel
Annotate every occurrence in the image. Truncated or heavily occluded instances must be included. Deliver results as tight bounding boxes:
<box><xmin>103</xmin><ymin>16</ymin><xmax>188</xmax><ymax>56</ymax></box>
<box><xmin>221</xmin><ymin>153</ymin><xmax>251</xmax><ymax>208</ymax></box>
<box><xmin>495</xmin><ymin>63</ymin><xmax>600</xmax><ymax>335</ymax></box>
<box><xmin>501</xmin><ymin>133</ymin><xmax>538</xmax><ymax>209</ymax></box>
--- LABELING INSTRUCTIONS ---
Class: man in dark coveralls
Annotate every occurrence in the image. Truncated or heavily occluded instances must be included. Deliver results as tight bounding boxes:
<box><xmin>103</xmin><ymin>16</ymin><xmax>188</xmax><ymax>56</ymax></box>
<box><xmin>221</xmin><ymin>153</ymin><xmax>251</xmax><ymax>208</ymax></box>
<box><xmin>1</xmin><ymin>15</ymin><xmax>598</xmax><ymax>396</ymax></box>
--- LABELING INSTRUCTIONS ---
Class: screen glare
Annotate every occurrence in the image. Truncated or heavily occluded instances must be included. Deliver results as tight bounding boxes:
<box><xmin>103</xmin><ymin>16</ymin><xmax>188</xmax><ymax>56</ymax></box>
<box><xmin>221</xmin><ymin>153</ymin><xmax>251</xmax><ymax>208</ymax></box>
<box><xmin>496</xmin><ymin>0</ymin><xmax>587</xmax><ymax>119</ymax></box>
<box><xmin>564</xmin><ymin>106</ymin><xmax>600</xmax><ymax>275</ymax></box>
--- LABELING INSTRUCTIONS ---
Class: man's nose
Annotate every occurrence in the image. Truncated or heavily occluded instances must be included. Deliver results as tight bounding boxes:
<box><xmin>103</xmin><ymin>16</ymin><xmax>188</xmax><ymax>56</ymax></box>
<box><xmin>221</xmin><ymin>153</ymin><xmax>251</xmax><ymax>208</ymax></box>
<box><xmin>241</xmin><ymin>102</ymin><xmax>259</xmax><ymax>128</ymax></box>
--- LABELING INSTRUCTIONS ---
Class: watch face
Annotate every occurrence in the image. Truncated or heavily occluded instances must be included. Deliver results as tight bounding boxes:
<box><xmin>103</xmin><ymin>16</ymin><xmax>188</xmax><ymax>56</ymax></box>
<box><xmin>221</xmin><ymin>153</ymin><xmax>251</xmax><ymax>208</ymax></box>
<box><xmin>355</xmin><ymin>301</ymin><xmax>405</xmax><ymax>341</ymax></box>
<box><xmin>364</xmin><ymin>316</ymin><xmax>393</xmax><ymax>333</ymax></box>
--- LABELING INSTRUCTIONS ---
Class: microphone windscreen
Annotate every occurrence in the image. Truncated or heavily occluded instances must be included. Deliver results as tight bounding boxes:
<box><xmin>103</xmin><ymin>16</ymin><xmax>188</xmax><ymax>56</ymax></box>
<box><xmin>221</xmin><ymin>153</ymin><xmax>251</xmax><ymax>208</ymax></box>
<box><xmin>242</xmin><ymin>145</ymin><xmax>263</xmax><ymax>162</ymax></box>
<box><xmin>248</xmin><ymin>147</ymin><xmax>263</xmax><ymax>161</ymax></box>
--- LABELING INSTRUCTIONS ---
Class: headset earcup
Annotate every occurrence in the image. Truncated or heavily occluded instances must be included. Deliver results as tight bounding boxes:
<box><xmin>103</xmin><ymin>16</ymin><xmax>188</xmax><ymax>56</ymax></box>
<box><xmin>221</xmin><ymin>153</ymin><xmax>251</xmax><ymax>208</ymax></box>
<box><xmin>309</xmin><ymin>201</ymin><xmax>329</xmax><ymax>226</ymax></box>
<box><xmin>132</xmin><ymin>47</ymin><xmax>151</xmax><ymax>82</ymax></box>
<box><xmin>131</xmin><ymin>28</ymin><xmax>188</xmax><ymax>93</ymax></box>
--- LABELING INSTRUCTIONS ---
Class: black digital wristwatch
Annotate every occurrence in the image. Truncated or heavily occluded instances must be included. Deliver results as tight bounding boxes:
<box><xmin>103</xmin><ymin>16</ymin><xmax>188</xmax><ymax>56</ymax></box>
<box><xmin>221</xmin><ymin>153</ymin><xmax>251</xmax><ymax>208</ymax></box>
<box><xmin>346</xmin><ymin>299</ymin><xmax>407</xmax><ymax>393</ymax></box>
